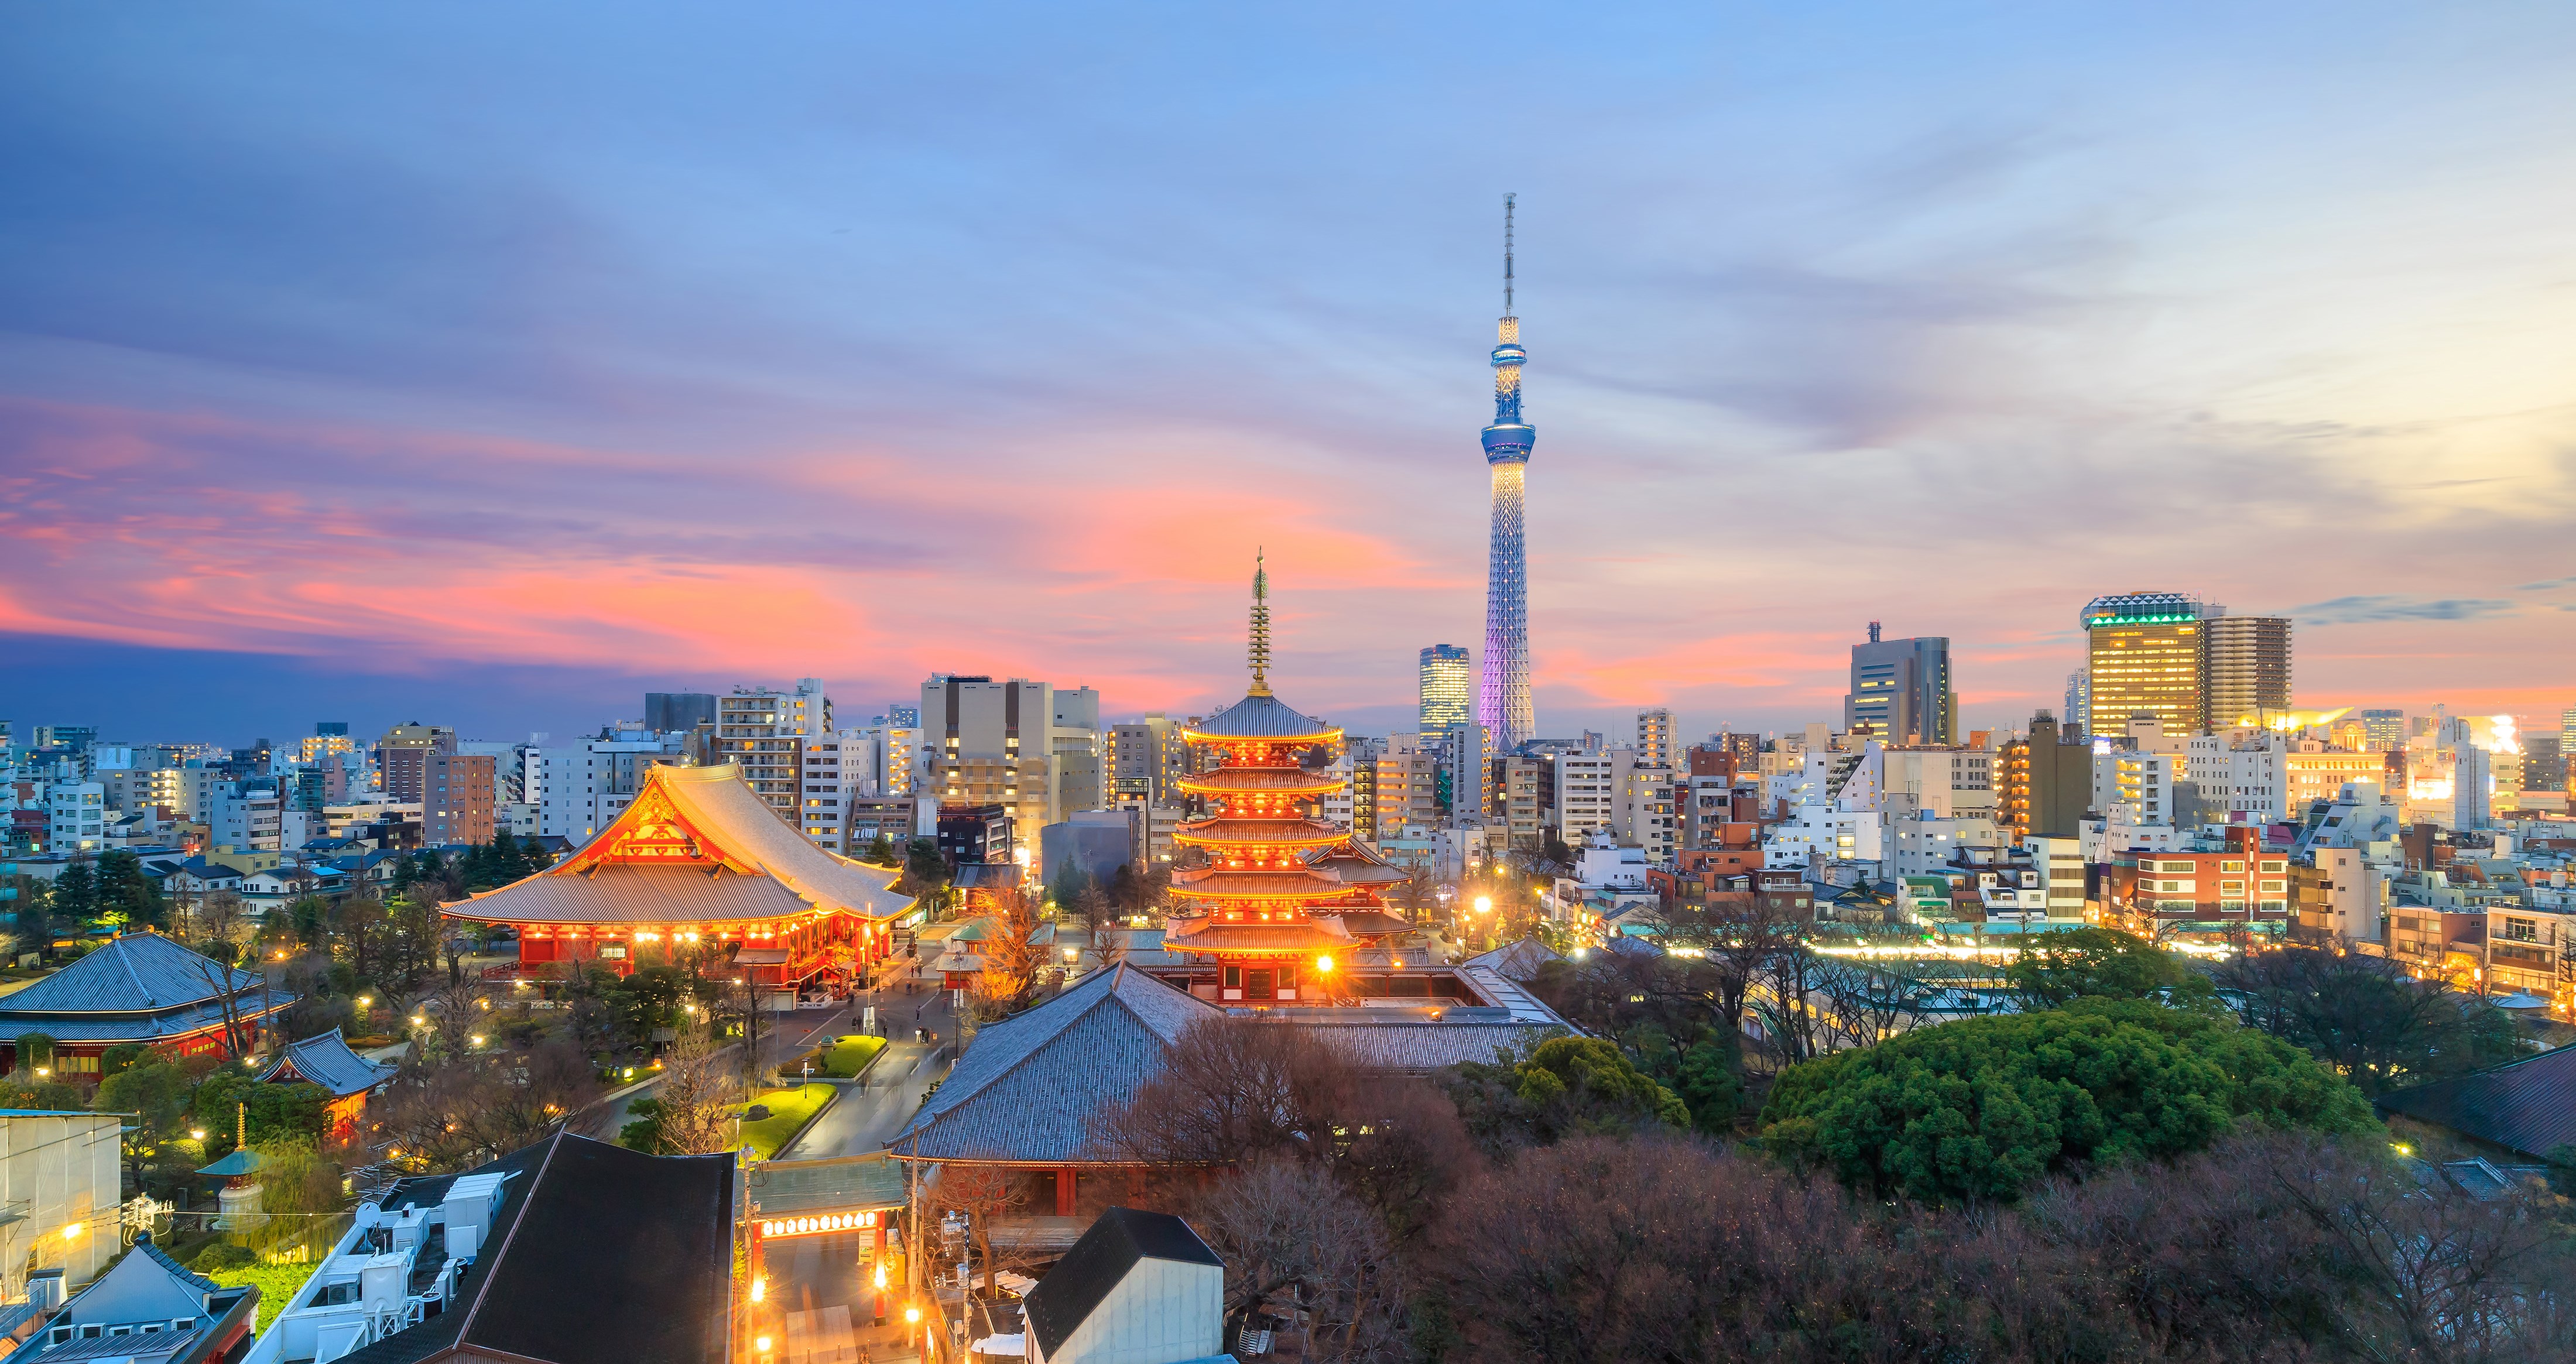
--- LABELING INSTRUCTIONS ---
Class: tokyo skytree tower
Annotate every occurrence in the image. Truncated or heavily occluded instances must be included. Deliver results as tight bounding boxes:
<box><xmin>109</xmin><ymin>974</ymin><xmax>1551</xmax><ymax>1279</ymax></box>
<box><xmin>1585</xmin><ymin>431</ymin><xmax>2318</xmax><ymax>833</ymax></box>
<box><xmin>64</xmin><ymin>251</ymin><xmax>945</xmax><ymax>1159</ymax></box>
<box><xmin>1477</xmin><ymin>194</ymin><xmax>1536</xmax><ymax>751</ymax></box>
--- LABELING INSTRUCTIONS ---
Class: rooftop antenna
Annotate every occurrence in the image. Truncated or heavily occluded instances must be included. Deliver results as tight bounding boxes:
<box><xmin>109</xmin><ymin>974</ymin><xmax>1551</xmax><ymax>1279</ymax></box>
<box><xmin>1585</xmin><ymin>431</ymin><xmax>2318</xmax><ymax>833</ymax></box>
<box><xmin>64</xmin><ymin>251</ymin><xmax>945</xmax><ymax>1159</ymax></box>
<box><xmin>1502</xmin><ymin>193</ymin><xmax>1516</xmax><ymax>317</ymax></box>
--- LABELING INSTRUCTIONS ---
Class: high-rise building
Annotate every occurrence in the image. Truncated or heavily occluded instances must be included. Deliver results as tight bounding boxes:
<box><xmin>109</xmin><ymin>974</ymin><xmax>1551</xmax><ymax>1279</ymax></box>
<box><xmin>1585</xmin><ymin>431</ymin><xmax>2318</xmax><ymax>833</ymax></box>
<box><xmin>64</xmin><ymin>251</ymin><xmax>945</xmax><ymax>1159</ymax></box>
<box><xmin>2064</xmin><ymin>671</ymin><xmax>2089</xmax><ymax>732</ymax></box>
<box><xmin>1418</xmin><ymin>646</ymin><xmax>1472</xmax><ymax>739</ymax></box>
<box><xmin>2082</xmin><ymin>593</ymin><xmax>2210</xmax><ymax>739</ymax></box>
<box><xmin>645</xmin><ymin>692</ymin><xmax>717</xmax><ymax>734</ymax></box>
<box><xmin>2359</xmin><ymin>708</ymin><xmax>2406</xmax><ymax>752</ymax></box>
<box><xmin>424</xmin><ymin>752</ymin><xmax>496</xmax><ymax>846</ymax></box>
<box><xmin>1476</xmin><ymin>196</ymin><xmax>1536</xmax><ymax>753</ymax></box>
<box><xmin>2201</xmin><ymin>615</ymin><xmax>2293</xmax><ymax>729</ymax></box>
<box><xmin>718</xmin><ymin>679</ymin><xmax>830</xmax><ymax>828</ymax></box>
<box><xmin>1635</xmin><ymin>708</ymin><xmax>1677</xmax><ymax>769</ymax></box>
<box><xmin>376</xmin><ymin>723</ymin><xmax>455</xmax><ymax>804</ymax></box>
<box><xmin>2000</xmin><ymin>711</ymin><xmax>2092</xmax><ymax>841</ymax></box>
<box><xmin>1844</xmin><ymin>625</ymin><xmax>1955</xmax><ymax>745</ymax></box>
<box><xmin>918</xmin><ymin>674</ymin><xmax>1102</xmax><ymax>832</ymax></box>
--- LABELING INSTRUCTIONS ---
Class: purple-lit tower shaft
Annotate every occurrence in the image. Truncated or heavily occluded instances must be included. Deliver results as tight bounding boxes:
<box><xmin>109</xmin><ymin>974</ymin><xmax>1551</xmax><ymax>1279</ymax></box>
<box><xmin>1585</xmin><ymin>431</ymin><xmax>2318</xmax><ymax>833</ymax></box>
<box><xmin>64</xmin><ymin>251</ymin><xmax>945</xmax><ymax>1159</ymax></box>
<box><xmin>1477</xmin><ymin>195</ymin><xmax>1534</xmax><ymax>752</ymax></box>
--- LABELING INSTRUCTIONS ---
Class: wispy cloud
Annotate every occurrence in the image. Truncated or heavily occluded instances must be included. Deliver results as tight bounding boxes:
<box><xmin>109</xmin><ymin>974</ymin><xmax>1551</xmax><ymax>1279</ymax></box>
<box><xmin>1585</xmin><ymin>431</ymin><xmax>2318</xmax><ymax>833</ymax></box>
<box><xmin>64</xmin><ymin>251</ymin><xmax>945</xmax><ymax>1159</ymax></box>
<box><xmin>2292</xmin><ymin>596</ymin><xmax>2518</xmax><ymax>625</ymax></box>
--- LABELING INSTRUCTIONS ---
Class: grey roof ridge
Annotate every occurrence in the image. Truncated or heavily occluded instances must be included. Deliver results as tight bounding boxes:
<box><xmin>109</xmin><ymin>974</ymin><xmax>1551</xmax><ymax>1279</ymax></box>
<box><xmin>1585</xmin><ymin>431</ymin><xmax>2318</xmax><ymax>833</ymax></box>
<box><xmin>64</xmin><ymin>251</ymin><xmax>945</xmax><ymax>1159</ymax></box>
<box><xmin>895</xmin><ymin>964</ymin><xmax>1210</xmax><ymax>1151</ymax></box>
<box><xmin>118</xmin><ymin>937</ymin><xmax>159</xmax><ymax>1009</ymax></box>
<box><xmin>893</xmin><ymin>969</ymin><xmax>1130</xmax><ymax>1146</ymax></box>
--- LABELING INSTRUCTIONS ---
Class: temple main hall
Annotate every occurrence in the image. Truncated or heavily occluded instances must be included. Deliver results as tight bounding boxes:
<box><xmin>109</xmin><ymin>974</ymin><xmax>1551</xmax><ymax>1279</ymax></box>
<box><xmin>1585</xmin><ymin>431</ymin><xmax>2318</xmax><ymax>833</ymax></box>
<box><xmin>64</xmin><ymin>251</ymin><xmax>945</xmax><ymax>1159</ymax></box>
<box><xmin>443</xmin><ymin>762</ymin><xmax>916</xmax><ymax>998</ymax></box>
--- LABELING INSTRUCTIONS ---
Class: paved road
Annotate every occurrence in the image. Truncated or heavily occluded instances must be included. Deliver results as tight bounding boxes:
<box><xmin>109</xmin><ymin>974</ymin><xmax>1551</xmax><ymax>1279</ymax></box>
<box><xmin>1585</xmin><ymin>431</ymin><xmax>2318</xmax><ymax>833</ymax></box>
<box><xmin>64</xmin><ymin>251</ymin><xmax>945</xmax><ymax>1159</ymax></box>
<box><xmin>585</xmin><ymin>998</ymin><xmax>868</xmax><ymax>1139</ymax></box>
<box><xmin>586</xmin><ymin>983</ymin><xmax>961</xmax><ymax>1148</ymax></box>
<box><xmin>782</xmin><ymin>988</ymin><xmax>960</xmax><ymax>1159</ymax></box>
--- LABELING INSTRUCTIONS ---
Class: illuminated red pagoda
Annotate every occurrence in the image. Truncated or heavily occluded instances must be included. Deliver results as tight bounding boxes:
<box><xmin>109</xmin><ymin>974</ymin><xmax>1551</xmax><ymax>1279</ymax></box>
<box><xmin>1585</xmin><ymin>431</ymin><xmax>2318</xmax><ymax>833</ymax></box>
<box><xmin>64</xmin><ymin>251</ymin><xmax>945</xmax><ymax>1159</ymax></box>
<box><xmin>1164</xmin><ymin>557</ymin><xmax>1410</xmax><ymax>1002</ymax></box>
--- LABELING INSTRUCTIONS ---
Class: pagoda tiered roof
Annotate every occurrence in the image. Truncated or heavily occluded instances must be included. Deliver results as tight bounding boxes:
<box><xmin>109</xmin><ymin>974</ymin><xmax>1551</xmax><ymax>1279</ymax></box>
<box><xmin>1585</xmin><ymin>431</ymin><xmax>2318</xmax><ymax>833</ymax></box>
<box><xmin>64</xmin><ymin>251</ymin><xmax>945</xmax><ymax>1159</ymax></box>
<box><xmin>1181</xmin><ymin>693</ymin><xmax>1340</xmax><ymax>745</ymax></box>
<box><xmin>1171</xmin><ymin>816</ymin><xmax>1346</xmax><ymax>849</ymax></box>
<box><xmin>443</xmin><ymin>762</ymin><xmax>914</xmax><ymax>928</ymax></box>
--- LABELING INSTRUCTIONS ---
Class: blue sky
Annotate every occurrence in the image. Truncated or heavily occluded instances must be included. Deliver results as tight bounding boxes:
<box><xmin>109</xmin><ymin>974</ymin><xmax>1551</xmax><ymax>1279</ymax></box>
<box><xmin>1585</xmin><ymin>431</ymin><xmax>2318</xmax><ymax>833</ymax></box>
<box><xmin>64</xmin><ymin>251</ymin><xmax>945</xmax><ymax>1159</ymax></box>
<box><xmin>4</xmin><ymin>2</ymin><xmax>2572</xmax><ymax>747</ymax></box>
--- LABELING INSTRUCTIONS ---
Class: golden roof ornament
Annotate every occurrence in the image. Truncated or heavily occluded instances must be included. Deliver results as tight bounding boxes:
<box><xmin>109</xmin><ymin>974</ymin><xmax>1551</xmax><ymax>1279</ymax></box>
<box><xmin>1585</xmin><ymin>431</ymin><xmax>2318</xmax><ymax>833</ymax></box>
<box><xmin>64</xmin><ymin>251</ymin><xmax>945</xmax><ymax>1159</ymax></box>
<box><xmin>1247</xmin><ymin>550</ymin><xmax>1272</xmax><ymax>697</ymax></box>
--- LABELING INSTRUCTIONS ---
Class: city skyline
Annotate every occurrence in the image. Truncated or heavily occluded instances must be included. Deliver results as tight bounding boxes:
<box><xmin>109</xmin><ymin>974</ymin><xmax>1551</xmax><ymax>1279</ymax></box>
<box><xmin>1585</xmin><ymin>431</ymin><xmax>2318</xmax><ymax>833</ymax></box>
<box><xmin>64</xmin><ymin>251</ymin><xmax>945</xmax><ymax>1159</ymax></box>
<box><xmin>5</xmin><ymin>5</ymin><xmax>2575</xmax><ymax>743</ymax></box>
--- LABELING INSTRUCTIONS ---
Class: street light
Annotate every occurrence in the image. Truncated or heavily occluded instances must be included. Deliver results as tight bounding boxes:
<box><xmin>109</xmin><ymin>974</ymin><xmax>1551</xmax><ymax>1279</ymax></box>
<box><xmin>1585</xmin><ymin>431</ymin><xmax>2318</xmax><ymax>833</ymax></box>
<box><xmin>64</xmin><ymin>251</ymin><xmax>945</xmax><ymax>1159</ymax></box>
<box><xmin>1474</xmin><ymin>896</ymin><xmax>1492</xmax><ymax>914</ymax></box>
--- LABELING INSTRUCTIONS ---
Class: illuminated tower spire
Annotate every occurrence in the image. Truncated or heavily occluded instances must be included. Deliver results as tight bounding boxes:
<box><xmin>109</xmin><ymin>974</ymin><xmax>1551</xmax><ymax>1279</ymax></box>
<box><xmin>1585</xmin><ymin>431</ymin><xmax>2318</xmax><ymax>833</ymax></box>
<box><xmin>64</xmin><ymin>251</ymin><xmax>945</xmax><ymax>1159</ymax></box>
<box><xmin>1248</xmin><ymin>550</ymin><xmax>1273</xmax><ymax>697</ymax></box>
<box><xmin>1477</xmin><ymin>194</ymin><xmax>1536</xmax><ymax>751</ymax></box>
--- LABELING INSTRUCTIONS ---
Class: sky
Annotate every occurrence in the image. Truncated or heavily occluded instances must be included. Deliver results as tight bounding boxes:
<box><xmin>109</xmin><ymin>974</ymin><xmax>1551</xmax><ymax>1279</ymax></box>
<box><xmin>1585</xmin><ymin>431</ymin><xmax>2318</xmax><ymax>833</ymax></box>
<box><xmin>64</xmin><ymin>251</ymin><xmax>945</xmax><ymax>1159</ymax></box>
<box><xmin>4</xmin><ymin>2</ymin><xmax>2574</xmax><ymax>749</ymax></box>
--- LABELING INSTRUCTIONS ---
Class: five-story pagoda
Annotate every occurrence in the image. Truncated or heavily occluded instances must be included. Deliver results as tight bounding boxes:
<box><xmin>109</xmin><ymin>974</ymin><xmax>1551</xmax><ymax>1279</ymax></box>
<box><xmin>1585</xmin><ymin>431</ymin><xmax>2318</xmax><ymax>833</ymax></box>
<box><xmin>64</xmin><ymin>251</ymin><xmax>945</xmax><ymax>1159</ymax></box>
<box><xmin>1164</xmin><ymin>558</ymin><xmax>1403</xmax><ymax>1002</ymax></box>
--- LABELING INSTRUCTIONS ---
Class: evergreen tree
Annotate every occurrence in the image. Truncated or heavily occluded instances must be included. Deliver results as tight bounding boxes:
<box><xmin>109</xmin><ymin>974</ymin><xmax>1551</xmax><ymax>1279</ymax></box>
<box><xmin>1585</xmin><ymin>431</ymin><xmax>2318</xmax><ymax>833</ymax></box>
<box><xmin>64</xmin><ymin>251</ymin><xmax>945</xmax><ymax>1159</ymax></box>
<box><xmin>52</xmin><ymin>861</ymin><xmax>98</xmax><ymax>923</ymax></box>
<box><xmin>94</xmin><ymin>851</ymin><xmax>167</xmax><ymax>928</ymax></box>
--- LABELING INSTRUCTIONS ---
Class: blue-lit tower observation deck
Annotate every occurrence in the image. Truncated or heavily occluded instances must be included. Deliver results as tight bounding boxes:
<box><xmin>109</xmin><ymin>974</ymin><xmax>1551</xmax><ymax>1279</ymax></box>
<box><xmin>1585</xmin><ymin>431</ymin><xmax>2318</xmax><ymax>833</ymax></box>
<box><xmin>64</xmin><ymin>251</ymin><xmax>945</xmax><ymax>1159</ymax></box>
<box><xmin>1477</xmin><ymin>194</ymin><xmax>1536</xmax><ymax>752</ymax></box>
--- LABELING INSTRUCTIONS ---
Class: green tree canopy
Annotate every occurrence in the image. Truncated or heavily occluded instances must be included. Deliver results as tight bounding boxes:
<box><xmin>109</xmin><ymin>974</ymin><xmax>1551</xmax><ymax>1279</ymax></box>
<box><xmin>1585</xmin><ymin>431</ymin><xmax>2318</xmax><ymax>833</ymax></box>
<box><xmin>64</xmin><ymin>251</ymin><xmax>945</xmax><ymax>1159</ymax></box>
<box><xmin>2005</xmin><ymin>927</ymin><xmax>2210</xmax><ymax>1009</ymax></box>
<box><xmin>96</xmin><ymin>1058</ymin><xmax>192</xmax><ymax>1134</ymax></box>
<box><xmin>1760</xmin><ymin>1000</ymin><xmax>2375</xmax><ymax>1204</ymax></box>
<box><xmin>1445</xmin><ymin>1036</ymin><xmax>1688</xmax><ymax>1153</ymax></box>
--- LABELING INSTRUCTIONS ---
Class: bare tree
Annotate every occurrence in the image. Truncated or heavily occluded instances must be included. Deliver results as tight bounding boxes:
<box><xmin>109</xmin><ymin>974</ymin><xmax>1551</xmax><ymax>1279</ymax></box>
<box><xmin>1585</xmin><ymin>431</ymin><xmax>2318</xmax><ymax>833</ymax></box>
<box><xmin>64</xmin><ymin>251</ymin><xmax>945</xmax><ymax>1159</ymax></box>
<box><xmin>1187</xmin><ymin>1161</ymin><xmax>1409</xmax><ymax>1363</ymax></box>
<box><xmin>648</xmin><ymin>1022</ymin><xmax>742</xmax><ymax>1156</ymax></box>
<box><xmin>934</xmin><ymin>1164</ymin><xmax>1030</xmax><ymax>1297</ymax></box>
<box><xmin>1813</xmin><ymin>958</ymin><xmax>1918</xmax><ymax>1051</ymax></box>
<box><xmin>1090</xmin><ymin>1015</ymin><xmax>1351</xmax><ymax>1167</ymax></box>
<box><xmin>378</xmin><ymin>1037</ymin><xmax>603</xmax><ymax>1170</ymax></box>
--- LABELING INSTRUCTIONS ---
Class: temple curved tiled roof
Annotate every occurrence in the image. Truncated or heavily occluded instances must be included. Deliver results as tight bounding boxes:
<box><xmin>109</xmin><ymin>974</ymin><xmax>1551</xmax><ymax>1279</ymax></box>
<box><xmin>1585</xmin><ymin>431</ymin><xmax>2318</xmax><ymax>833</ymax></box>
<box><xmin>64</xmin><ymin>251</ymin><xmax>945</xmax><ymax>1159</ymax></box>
<box><xmin>443</xmin><ymin>763</ymin><xmax>914</xmax><ymax>926</ymax></box>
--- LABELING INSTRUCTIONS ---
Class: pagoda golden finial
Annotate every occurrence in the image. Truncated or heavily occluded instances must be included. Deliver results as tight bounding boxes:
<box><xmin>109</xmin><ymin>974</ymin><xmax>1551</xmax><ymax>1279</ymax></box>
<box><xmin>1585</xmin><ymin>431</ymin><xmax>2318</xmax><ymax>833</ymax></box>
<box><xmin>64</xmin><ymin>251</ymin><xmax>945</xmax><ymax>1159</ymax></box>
<box><xmin>1247</xmin><ymin>550</ymin><xmax>1272</xmax><ymax>696</ymax></box>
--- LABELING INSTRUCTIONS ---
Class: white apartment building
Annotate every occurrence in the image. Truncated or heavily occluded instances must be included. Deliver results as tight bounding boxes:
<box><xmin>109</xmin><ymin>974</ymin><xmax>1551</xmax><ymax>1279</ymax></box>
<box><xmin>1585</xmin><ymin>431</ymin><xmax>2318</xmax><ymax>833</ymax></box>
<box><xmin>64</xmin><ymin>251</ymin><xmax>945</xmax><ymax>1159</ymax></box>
<box><xmin>1551</xmin><ymin>750</ymin><xmax>1623</xmax><ymax>842</ymax></box>
<box><xmin>208</xmin><ymin>782</ymin><xmax>282</xmax><ymax>852</ymax></box>
<box><xmin>1763</xmin><ymin>802</ymin><xmax>1884</xmax><ymax>869</ymax></box>
<box><xmin>1887</xmin><ymin>813</ymin><xmax>2002</xmax><ymax>876</ymax></box>
<box><xmin>2094</xmin><ymin>750</ymin><xmax>2184</xmax><ymax>825</ymax></box>
<box><xmin>797</xmin><ymin>731</ymin><xmax>882</xmax><ymax>854</ymax></box>
<box><xmin>544</xmin><ymin>728</ymin><xmax>688</xmax><ymax>843</ymax></box>
<box><xmin>46</xmin><ymin>782</ymin><xmax>105</xmax><ymax>854</ymax></box>
<box><xmin>1875</xmin><ymin>746</ymin><xmax>1996</xmax><ymax>818</ymax></box>
<box><xmin>2315</xmin><ymin>844</ymin><xmax>2395</xmax><ymax>945</ymax></box>
<box><xmin>1615</xmin><ymin>762</ymin><xmax>1676</xmax><ymax>867</ymax></box>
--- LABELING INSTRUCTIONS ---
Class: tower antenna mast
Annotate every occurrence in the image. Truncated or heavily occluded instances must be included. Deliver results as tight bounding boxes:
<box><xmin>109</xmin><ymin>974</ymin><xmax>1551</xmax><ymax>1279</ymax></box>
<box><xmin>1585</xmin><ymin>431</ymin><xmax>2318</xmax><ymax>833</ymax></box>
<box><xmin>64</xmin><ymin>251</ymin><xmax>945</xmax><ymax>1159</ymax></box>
<box><xmin>1502</xmin><ymin>193</ymin><xmax>1515</xmax><ymax>317</ymax></box>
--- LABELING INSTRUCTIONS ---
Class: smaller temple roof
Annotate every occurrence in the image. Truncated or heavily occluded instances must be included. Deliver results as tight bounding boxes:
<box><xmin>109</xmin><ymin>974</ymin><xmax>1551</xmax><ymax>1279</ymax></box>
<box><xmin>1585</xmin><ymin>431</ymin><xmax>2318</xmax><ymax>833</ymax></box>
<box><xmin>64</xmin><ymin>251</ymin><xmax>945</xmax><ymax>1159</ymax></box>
<box><xmin>1181</xmin><ymin>693</ymin><xmax>1338</xmax><ymax>743</ymax></box>
<box><xmin>257</xmin><ymin>1027</ymin><xmax>396</xmax><ymax>1098</ymax></box>
<box><xmin>0</xmin><ymin>933</ymin><xmax>261</xmax><ymax>1015</ymax></box>
<box><xmin>1463</xmin><ymin>936</ymin><xmax>1563</xmax><ymax>983</ymax></box>
<box><xmin>195</xmin><ymin>1148</ymin><xmax>267</xmax><ymax>1178</ymax></box>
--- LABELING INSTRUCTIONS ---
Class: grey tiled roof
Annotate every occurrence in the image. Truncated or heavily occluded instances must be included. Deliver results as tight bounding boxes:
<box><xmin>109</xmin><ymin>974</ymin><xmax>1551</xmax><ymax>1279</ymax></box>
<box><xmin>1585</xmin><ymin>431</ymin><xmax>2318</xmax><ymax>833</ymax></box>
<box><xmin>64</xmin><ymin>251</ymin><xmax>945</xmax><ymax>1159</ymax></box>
<box><xmin>1463</xmin><ymin>937</ymin><xmax>1562</xmax><ymax>982</ymax></box>
<box><xmin>1300</xmin><ymin>1021</ymin><xmax>1564</xmax><ymax>1072</ymax></box>
<box><xmin>2375</xmin><ymin>1043</ymin><xmax>2576</xmax><ymax>1160</ymax></box>
<box><xmin>259</xmin><ymin>1027</ymin><xmax>396</xmax><ymax>1097</ymax></box>
<box><xmin>0</xmin><ymin>934</ymin><xmax>261</xmax><ymax>1015</ymax></box>
<box><xmin>0</xmin><ymin>996</ymin><xmax>292</xmax><ymax>1044</ymax></box>
<box><xmin>890</xmin><ymin>965</ymin><xmax>1218</xmax><ymax>1163</ymax></box>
